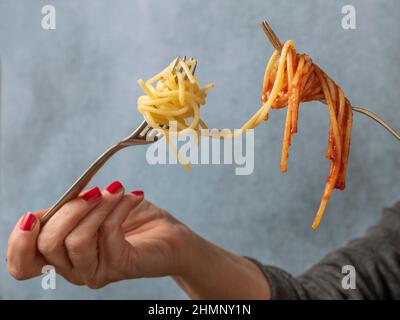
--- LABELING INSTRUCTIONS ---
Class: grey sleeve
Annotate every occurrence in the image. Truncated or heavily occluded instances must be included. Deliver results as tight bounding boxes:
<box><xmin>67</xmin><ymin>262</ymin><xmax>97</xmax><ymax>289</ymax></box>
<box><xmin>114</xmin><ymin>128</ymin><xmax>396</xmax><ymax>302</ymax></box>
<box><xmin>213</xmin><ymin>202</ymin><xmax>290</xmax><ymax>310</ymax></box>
<box><xmin>247</xmin><ymin>202</ymin><xmax>400</xmax><ymax>300</ymax></box>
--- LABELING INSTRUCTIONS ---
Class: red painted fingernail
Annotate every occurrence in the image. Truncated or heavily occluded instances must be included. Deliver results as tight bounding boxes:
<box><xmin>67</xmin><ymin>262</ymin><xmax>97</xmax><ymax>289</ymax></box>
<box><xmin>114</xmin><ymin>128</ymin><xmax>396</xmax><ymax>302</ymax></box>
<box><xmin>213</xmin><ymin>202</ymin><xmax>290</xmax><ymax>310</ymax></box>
<box><xmin>80</xmin><ymin>186</ymin><xmax>102</xmax><ymax>202</ymax></box>
<box><xmin>106</xmin><ymin>181</ymin><xmax>123</xmax><ymax>194</ymax></box>
<box><xmin>20</xmin><ymin>212</ymin><xmax>37</xmax><ymax>231</ymax></box>
<box><xmin>131</xmin><ymin>190</ymin><xmax>144</xmax><ymax>197</ymax></box>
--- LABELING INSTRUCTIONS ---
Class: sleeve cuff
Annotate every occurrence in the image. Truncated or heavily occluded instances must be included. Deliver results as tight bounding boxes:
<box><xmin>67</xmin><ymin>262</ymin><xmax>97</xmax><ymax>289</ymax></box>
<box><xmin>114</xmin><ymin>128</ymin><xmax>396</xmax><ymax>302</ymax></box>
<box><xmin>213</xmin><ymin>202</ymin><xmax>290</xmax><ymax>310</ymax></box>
<box><xmin>244</xmin><ymin>257</ymin><xmax>307</xmax><ymax>300</ymax></box>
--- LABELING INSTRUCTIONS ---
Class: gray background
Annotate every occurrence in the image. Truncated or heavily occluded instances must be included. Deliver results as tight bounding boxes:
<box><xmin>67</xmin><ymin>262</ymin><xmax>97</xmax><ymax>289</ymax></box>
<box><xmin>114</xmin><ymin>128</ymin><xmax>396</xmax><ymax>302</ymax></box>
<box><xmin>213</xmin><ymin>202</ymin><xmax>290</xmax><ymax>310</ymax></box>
<box><xmin>0</xmin><ymin>0</ymin><xmax>399</xmax><ymax>299</ymax></box>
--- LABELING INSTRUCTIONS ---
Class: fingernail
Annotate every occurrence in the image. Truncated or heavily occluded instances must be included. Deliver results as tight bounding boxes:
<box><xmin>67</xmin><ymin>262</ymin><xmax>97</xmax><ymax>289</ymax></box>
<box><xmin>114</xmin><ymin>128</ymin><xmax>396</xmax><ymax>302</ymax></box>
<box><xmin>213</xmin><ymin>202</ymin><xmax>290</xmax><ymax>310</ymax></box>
<box><xmin>80</xmin><ymin>186</ymin><xmax>102</xmax><ymax>202</ymax></box>
<box><xmin>131</xmin><ymin>190</ymin><xmax>144</xmax><ymax>197</ymax></box>
<box><xmin>106</xmin><ymin>181</ymin><xmax>123</xmax><ymax>194</ymax></box>
<box><xmin>20</xmin><ymin>212</ymin><xmax>37</xmax><ymax>231</ymax></box>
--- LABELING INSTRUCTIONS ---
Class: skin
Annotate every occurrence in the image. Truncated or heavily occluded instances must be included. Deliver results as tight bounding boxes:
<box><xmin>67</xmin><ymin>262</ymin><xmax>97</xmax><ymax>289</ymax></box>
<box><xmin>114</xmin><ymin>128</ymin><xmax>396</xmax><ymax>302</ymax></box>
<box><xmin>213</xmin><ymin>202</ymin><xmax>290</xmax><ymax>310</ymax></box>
<box><xmin>7</xmin><ymin>184</ymin><xmax>271</xmax><ymax>299</ymax></box>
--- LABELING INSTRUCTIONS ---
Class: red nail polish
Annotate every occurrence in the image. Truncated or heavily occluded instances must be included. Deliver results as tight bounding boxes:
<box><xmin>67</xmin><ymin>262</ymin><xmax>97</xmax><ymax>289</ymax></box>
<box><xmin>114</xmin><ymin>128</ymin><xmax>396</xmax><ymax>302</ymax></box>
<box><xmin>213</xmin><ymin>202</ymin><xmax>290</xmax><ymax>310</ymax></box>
<box><xmin>106</xmin><ymin>181</ymin><xmax>123</xmax><ymax>194</ymax></box>
<box><xmin>131</xmin><ymin>190</ymin><xmax>144</xmax><ymax>197</ymax></box>
<box><xmin>80</xmin><ymin>186</ymin><xmax>102</xmax><ymax>202</ymax></box>
<box><xmin>20</xmin><ymin>212</ymin><xmax>37</xmax><ymax>231</ymax></box>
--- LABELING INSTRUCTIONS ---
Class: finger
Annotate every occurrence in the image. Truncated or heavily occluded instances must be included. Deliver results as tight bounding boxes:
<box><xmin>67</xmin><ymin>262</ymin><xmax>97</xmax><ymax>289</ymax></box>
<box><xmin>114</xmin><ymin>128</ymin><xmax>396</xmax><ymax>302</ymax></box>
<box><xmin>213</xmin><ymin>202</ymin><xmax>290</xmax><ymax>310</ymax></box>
<box><xmin>103</xmin><ymin>191</ymin><xmax>144</xmax><ymax>233</ymax></box>
<box><xmin>37</xmin><ymin>186</ymin><xmax>102</xmax><ymax>273</ymax></box>
<box><xmin>94</xmin><ymin>192</ymin><xmax>144</xmax><ymax>280</ymax></box>
<box><xmin>7</xmin><ymin>212</ymin><xmax>46</xmax><ymax>280</ymax></box>
<box><xmin>33</xmin><ymin>209</ymin><xmax>48</xmax><ymax>219</ymax></box>
<box><xmin>65</xmin><ymin>181</ymin><xmax>124</xmax><ymax>273</ymax></box>
<box><xmin>120</xmin><ymin>193</ymin><xmax>163</xmax><ymax>232</ymax></box>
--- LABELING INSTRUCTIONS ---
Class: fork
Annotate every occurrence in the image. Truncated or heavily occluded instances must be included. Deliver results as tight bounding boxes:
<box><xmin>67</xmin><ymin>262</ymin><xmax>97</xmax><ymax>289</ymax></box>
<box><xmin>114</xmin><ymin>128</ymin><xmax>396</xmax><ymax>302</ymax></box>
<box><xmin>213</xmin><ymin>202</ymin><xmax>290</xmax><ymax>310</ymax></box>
<box><xmin>40</xmin><ymin>56</ymin><xmax>196</xmax><ymax>224</ymax></box>
<box><xmin>261</xmin><ymin>20</ymin><xmax>400</xmax><ymax>141</ymax></box>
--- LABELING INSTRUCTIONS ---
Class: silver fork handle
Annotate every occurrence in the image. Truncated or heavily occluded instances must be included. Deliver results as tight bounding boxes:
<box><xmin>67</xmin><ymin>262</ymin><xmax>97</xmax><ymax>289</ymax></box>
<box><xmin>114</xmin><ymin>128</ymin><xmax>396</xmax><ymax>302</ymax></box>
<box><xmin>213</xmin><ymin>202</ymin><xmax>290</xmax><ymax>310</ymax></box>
<box><xmin>40</xmin><ymin>142</ymin><xmax>125</xmax><ymax>224</ymax></box>
<box><xmin>352</xmin><ymin>106</ymin><xmax>400</xmax><ymax>141</ymax></box>
<box><xmin>40</xmin><ymin>119</ymin><xmax>159</xmax><ymax>224</ymax></box>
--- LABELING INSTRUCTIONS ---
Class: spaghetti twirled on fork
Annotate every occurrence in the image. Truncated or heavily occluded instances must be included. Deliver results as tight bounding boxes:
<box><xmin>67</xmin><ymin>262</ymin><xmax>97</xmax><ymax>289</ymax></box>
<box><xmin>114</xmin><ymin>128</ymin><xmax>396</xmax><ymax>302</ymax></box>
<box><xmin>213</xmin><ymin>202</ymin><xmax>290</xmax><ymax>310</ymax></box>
<box><xmin>137</xmin><ymin>58</ymin><xmax>214</xmax><ymax>170</ymax></box>
<box><xmin>137</xmin><ymin>41</ymin><xmax>353</xmax><ymax>229</ymax></box>
<box><xmin>259</xmin><ymin>40</ymin><xmax>353</xmax><ymax>229</ymax></box>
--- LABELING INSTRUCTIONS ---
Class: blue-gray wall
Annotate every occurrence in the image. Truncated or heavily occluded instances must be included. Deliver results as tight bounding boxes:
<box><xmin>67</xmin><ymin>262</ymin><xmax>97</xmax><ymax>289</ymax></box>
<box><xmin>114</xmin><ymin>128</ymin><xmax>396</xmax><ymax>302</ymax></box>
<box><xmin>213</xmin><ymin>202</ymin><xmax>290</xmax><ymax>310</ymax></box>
<box><xmin>0</xmin><ymin>0</ymin><xmax>399</xmax><ymax>299</ymax></box>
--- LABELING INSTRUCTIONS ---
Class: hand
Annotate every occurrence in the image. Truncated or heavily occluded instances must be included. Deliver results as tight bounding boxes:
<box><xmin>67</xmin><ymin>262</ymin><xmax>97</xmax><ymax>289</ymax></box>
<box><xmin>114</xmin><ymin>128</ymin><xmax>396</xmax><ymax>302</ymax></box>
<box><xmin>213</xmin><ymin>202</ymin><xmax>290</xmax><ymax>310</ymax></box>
<box><xmin>8</xmin><ymin>180</ymin><xmax>271</xmax><ymax>298</ymax></box>
<box><xmin>7</xmin><ymin>181</ymin><xmax>191</xmax><ymax>288</ymax></box>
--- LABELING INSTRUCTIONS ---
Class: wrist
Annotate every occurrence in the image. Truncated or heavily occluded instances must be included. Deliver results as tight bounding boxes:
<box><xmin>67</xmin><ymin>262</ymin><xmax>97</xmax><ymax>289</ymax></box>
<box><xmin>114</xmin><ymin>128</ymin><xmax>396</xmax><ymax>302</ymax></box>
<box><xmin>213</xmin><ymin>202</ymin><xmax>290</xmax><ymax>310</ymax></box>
<box><xmin>173</xmin><ymin>229</ymin><xmax>271</xmax><ymax>299</ymax></box>
<box><xmin>173</xmin><ymin>225</ymin><xmax>213</xmax><ymax>277</ymax></box>
<box><xmin>172</xmin><ymin>231</ymin><xmax>222</xmax><ymax>298</ymax></box>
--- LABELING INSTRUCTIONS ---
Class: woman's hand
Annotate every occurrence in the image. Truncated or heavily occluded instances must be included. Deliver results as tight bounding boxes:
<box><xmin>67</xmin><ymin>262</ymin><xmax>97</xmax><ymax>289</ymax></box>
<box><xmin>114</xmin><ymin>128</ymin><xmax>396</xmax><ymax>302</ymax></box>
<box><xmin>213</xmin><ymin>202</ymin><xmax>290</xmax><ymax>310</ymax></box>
<box><xmin>8</xmin><ymin>180</ymin><xmax>271</xmax><ymax>298</ymax></box>
<box><xmin>7</xmin><ymin>181</ymin><xmax>191</xmax><ymax>288</ymax></box>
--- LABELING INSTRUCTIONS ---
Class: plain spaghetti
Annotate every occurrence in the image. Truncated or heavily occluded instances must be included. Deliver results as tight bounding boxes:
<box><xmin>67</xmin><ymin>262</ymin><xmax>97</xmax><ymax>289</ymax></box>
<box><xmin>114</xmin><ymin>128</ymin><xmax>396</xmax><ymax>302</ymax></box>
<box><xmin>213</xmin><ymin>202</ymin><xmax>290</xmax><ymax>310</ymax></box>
<box><xmin>137</xmin><ymin>58</ymin><xmax>214</xmax><ymax>170</ymax></box>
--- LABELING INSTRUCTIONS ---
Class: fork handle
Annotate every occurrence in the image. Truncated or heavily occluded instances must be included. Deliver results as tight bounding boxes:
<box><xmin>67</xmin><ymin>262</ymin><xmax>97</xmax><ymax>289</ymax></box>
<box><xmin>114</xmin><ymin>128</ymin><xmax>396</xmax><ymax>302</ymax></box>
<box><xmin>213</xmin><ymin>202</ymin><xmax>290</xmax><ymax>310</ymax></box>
<box><xmin>40</xmin><ymin>143</ymin><xmax>125</xmax><ymax>224</ymax></box>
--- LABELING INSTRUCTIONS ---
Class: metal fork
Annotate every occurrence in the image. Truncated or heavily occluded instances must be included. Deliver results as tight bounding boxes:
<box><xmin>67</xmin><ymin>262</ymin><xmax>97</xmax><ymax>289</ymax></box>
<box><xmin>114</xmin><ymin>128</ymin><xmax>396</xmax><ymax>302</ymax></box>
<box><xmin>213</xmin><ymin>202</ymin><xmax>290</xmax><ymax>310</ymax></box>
<box><xmin>261</xmin><ymin>20</ymin><xmax>400</xmax><ymax>141</ymax></box>
<box><xmin>40</xmin><ymin>56</ymin><xmax>197</xmax><ymax>224</ymax></box>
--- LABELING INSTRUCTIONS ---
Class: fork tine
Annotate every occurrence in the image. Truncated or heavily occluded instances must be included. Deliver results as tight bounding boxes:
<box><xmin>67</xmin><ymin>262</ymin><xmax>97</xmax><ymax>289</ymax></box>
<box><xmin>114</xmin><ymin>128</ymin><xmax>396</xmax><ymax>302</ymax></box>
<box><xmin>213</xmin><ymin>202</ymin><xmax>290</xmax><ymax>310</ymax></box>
<box><xmin>261</xmin><ymin>20</ymin><xmax>283</xmax><ymax>51</ymax></box>
<box><xmin>172</xmin><ymin>56</ymin><xmax>181</xmax><ymax>71</ymax></box>
<box><xmin>190</xmin><ymin>57</ymin><xmax>197</xmax><ymax>74</ymax></box>
<box><xmin>146</xmin><ymin>128</ymin><xmax>159</xmax><ymax>140</ymax></box>
<box><xmin>182</xmin><ymin>56</ymin><xmax>187</xmax><ymax>72</ymax></box>
<box><xmin>173</xmin><ymin>55</ymin><xmax>197</xmax><ymax>75</ymax></box>
<box><xmin>139</xmin><ymin>124</ymin><xmax>151</xmax><ymax>137</ymax></box>
<box><xmin>181</xmin><ymin>56</ymin><xmax>187</xmax><ymax>72</ymax></box>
